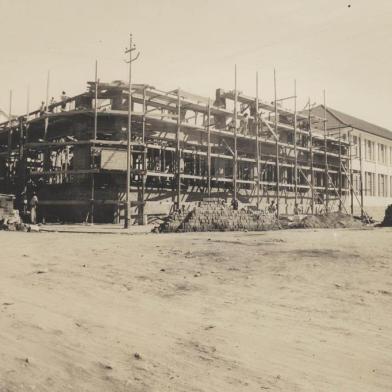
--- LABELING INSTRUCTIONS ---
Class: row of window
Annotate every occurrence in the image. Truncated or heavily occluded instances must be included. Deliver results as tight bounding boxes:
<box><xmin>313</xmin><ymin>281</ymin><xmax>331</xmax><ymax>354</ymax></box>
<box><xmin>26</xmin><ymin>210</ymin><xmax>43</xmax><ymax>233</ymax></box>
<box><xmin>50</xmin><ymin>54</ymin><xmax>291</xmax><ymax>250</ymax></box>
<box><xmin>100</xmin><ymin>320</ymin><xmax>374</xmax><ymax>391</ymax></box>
<box><xmin>351</xmin><ymin>136</ymin><xmax>392</xmax><ymax>165</ymax></box>
<box><xmin>361</xmin><ymin>172</ymin><xmax>392</xmax><ymax>197</ymax></box>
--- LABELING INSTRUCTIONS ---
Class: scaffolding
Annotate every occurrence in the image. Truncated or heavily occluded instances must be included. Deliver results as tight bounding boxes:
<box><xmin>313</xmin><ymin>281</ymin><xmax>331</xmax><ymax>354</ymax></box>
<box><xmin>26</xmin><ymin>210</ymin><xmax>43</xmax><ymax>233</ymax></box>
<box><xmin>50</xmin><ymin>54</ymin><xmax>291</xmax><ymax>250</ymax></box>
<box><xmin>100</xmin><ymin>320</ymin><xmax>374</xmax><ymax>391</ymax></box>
<box><xmin>0</xmin><ymin>74</ymin><xmax>353</xmax><ymax>224</ymax></box>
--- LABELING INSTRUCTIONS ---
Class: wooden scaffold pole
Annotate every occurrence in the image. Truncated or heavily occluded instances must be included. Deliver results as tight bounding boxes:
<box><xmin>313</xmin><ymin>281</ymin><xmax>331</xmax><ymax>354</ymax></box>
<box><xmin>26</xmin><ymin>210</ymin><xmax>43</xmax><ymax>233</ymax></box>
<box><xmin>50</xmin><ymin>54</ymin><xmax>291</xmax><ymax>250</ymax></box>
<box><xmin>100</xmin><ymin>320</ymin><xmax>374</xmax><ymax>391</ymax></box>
<box><xmin>7</xmin><ymin>90</ymin><xmax>13</xmax><ymax>193</ymax></box>
<box><xmin>293</xmin><ymin>80</ymin><xmax>298</xmax><ymax>211</ymax></box>
<box><xmin>323</xmin><ymin>90</ymin><xmax>329</xmax><ymax>213</ymax></box>
<box><xmin>255</xmin><ymin>72</ymin><xmax>260</xmax><ymax>209</ymax></box>
<box><xmin>140</xmin><ymin>86</ymin><xmax>147</xmax><ymax>224</ymax></box>
<box><xmin>274</xmin><ymin>69</ymin><xmax>280</xmax><ymax>218</ymax></box>
<box><xmin>176</xmin><ymin>89</ymin><xmax>181</xmax><ymax>210</ymax></box>
<box><xmin>338</xmin><ymin>127</ymin><xmax>342</xmax><ymax>212</ymax></box>
<box><xmin>124</xmin><ymin>33</ymin><xmax>140</xmax><ymax>228</ymax></box>
<box><xmin>207</xmin><ymin>98</ymin><xmax>211</xmax><ymax>198</ymax></box>
<box><xmin>359</xmin><ymin>135</ymin><xmax>364</xmax><ymax>218</ymax></box>
<box><xmin>91</xmin><ymin>60</ymin><xmax>98</xmax><ymax>224</ymax></box>
<box><xmin>349</xmin><ymin>127</ymin><xmax>354</xmax><ymax>215</ymax></box>
<box><xmin>233</xmin><ymin>65</ymin><xmax>238</xmax><ymax>203</ymax></box>
<box><xmin>44</xmin><ymin>71</ymin><xmax>50</xmax><ymax>140</ymax></box>
<box><xmin>25</xmin><ymin>85</ymin><xmax>30</xmax><ymax>145</ymax></box>
<box><xmin>308</xmin><ymin>98</ymin><xmax>315</xmax><ymax>214</ymax></box>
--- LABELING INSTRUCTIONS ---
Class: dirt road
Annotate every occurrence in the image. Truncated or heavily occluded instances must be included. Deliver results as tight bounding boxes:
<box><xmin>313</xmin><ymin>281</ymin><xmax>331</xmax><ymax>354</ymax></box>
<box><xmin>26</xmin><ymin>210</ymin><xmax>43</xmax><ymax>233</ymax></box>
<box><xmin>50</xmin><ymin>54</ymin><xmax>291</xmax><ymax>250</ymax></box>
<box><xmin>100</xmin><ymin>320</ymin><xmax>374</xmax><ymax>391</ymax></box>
<box><xmin>1</xmin><ymin>228</ymin><xmax>392</xmax><ymax>391</ymax></box>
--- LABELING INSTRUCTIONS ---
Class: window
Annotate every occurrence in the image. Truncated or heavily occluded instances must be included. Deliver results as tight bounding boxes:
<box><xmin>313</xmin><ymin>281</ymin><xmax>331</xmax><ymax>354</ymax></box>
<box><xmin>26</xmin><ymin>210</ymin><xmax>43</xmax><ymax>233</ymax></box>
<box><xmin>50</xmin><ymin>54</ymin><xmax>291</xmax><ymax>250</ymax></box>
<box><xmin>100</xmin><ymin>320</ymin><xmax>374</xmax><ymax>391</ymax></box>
<box><xmin>378</xmin><ymin>144</ymin><xmax>387</xmax><ymax>165</ymax></box>
<box><xmin>365</xmin><ymin>172</ymin><xmax>376</xmax><ymax>196</ymax></box>
<box><xmin>365</xmin><ymin>139</ymin><xmax>375</xmax><ymax>161</ymax></box>
<box><xmin>352</xmin><ymin>135</ymin><xmax>359</xmax><ymax>157</ymax></box>
<box><xmin>378</xmin><ymin>174</ymin><xmax>388</xmax><ymax>197</ymax></box>
<box><xmin>353</xmin><ymin>171</ymin><xmax>360</xmax><ymax>193</ymax></box>
<box><xmin>389</xmin><ymin>176</ymin><xmax>392</xmax><ymax>197</ymax></box>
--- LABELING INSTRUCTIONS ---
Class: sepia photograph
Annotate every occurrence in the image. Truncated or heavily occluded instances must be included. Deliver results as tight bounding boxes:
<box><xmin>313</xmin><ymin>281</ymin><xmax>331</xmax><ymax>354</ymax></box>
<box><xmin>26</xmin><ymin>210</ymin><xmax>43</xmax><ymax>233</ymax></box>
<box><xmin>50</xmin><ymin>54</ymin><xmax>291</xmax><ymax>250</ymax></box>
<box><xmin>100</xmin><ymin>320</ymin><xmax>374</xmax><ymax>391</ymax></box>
<box><xmin>1</xmin><ymin>0</ymin><xmax>392</xmax><ymax>391</ymax></box>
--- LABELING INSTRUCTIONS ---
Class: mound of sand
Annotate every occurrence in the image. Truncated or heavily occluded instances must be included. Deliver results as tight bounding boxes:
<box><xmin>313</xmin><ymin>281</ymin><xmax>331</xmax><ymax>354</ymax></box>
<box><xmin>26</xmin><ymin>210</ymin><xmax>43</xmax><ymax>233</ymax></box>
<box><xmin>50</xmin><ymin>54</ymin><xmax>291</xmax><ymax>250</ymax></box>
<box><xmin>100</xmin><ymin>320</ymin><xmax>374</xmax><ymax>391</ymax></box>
<box><xmin>300</xmin><ymin>212</ymin><xmax>364</xmax><ymax>229</ymax></box>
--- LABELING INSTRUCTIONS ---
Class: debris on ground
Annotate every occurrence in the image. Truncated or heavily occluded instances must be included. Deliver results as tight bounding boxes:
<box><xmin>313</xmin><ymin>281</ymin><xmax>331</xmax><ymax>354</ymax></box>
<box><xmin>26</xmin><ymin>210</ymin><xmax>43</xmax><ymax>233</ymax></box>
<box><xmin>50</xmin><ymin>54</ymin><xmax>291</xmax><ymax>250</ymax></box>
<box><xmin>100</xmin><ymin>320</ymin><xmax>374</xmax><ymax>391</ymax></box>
<box><xmin>299</xmin><ymin>212</ymin><xmax>365</xmax><ymax>229</ymax></box>
<box><xmin>98</xmin><ymin>361</ymin><xmax>113</xmax><ymax>370</ymax></box>
<box><xmin>35</xmin><ymin>268</ymin><xmax>49</xmax><ymax>274</ymax></box>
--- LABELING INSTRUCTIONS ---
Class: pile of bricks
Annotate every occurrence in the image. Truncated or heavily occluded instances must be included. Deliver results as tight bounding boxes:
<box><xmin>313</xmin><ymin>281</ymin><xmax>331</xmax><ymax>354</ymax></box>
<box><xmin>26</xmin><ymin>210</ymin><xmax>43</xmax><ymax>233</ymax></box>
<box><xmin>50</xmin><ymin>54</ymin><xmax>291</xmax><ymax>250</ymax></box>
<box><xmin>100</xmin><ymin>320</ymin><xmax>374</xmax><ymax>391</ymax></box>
<box><xmin>159</xmin><ymin>201</ymin><xmax>279</xmax><ymax>233</ymax></box>
<box><xmin>0</xmin><ymin>194</ymin><xmax>15</xmax><ymax>221</ymax></box>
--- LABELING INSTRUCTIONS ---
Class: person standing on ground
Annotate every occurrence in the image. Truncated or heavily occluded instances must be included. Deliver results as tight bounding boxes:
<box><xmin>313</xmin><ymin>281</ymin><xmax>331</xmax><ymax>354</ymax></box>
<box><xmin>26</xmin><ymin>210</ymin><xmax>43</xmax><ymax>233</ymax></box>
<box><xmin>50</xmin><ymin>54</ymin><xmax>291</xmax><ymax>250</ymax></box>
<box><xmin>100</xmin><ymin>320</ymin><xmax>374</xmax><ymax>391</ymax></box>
<box><xmin>30</xmin><ymin>193</ymin><xmax>39</xmax><ymax>224</ymax></box>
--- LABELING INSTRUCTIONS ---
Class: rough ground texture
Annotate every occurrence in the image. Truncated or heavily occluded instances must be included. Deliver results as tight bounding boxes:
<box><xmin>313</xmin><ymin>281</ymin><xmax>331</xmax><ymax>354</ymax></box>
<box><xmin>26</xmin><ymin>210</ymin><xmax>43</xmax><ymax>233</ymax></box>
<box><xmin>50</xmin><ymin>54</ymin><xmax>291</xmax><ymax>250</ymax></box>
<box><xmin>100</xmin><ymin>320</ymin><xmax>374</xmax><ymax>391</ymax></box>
<box><xmin>1</xmin><ymin>228</ymin><xmax>392</xmax><ymax>391</ymax></box>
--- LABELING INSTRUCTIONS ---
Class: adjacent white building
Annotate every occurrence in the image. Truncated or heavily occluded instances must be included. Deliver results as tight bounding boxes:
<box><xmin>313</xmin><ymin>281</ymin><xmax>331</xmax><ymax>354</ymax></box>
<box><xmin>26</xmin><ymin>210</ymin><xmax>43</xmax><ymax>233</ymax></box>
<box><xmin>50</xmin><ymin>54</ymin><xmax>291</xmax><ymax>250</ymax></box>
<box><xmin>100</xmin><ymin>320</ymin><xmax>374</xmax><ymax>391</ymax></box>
<box><xmin>312</xmin><ymin>105</ymin><xmax>392</xmax><ymax>220</ymax></box>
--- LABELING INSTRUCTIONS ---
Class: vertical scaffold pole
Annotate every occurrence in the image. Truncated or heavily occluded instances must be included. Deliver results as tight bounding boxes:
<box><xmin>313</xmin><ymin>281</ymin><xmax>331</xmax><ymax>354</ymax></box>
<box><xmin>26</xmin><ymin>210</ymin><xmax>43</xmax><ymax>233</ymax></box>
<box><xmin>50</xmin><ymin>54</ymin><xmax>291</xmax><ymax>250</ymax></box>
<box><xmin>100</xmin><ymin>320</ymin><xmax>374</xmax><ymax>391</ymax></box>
<box><xmin>176</xmin><ymin>89</ymin><xmax>181</xmax><ymax>210</ymax></box>
<box><xmin>294</xmin><ymin>80</ymin><xmax>298</xmax><ymax>211</ymax></box>
<box><xmin>140</xmin><ymin>86</ymin><xmax>147</xmax><ymax>224</ymax></box>
<box><xmin>255</xmin><ymin>72</ymin><xmax>260</xmax><ymax>209</ymax></box>
<box><xmin>349</xmin><ymin>127</ymin><xmax>354</xmax><ymax>215</ymax></box>
<box><xmin>7</xmin><ymin>90</ymin><xmax>13</xmax><ymax>193</ymax></box>
<box><xmin>91</xmin><ymin>60</ymin><xmax>98</xmax><ymax>224</ymax></box>
<box><xmin>44</xmin><ymin>71</ymin><xmax>50</xmax><ymax>140</ymax></box>
<box><xmin>233</xmin><ymin>65</ymin><xmax>238</xmax><ymax>202</ymax></box>
<box><xmin>323</xmin><ymin>90</ymin><xmax>329</xmax><ymax>213</ymax></box>
<box><xmin>359</xmin><ymin>136</ymin><xmax>364</xmax><ymax>219</ymax></box>
<box><xmin>308</xmin><ymin>98</ymin><xmax>315</xmax><ymax>214</ymax></box>
<box><xmin>125</xmin><ymin>34</ymin><xmax>133</xmax><ymax>228</ymax></box>
<box><xmin>338</xmin><ymin>127</ymin><xmax>342</xmax><ymax>212</ymax></box>
<box><xmin>274</xmin><ymin>69</ymin><xmax>280</xmax><ymax>218</ymax></box>
<box><xmin>25</xmin><ymin>86</ymin><xmax>30</xmax><ymax>142</ymax></box>
<box><xmin>207</xmin><ymin>98</ymin><xmax>211</xmax><ymax>198</ymax></box>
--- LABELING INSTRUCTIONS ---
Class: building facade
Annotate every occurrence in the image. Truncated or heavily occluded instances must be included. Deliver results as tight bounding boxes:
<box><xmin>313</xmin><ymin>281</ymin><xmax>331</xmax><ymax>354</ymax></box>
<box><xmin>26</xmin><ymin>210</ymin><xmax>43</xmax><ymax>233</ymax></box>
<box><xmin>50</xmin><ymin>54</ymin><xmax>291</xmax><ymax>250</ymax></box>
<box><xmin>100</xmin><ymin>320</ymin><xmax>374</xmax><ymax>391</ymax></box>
<box><xmin>312</xmin><ymin>105</ymin><xmax>392</xmax><ymax>220</ymax></box>
<box><xmin>0</xmin><ymin>81</ymin><xmax>353</xmax><ymax>224</ymax></box>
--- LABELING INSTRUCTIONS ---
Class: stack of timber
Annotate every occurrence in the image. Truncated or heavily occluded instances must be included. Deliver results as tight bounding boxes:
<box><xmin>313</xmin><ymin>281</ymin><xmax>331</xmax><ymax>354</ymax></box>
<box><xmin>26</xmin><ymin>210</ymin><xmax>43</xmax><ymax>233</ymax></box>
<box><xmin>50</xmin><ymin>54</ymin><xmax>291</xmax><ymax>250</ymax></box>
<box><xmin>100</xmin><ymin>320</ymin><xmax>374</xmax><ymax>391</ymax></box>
<box><xmin>159</xmin><ymin>201</ymin><xmax>279</xmax><ymax>233</ymax></box>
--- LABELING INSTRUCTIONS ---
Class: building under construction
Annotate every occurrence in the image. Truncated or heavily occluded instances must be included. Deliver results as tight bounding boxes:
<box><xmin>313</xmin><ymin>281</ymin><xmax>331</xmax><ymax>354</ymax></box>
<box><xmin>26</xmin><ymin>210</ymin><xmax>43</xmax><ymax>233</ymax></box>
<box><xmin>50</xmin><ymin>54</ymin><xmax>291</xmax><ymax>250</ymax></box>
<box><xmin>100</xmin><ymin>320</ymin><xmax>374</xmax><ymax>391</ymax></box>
<box><xmin>0</xmin><ymin>79</ymin><xmax>353</xmax><ymax>224</ymax></box>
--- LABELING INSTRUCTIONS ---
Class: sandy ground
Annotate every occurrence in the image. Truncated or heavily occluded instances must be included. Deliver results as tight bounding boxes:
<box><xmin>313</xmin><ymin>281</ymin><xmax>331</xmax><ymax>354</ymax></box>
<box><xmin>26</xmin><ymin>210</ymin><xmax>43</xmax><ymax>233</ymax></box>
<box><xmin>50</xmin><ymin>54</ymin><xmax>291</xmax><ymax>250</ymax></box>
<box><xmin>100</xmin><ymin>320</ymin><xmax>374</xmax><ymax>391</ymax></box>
<box><xmin>1</xmin><ymin>227</ymin><xmax>392</xmax><ymax>392</ymax></box>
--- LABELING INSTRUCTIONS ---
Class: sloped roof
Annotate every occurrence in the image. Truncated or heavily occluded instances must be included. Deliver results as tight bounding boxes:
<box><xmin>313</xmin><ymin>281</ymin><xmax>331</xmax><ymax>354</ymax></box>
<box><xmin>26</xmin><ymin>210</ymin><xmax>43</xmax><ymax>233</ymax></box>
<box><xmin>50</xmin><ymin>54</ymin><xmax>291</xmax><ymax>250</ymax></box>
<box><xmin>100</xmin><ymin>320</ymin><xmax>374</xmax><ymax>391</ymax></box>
<box><xmin>315</xmin><ymin>104</ymin><xmax>392</xmax><ymax>141</ymax></box>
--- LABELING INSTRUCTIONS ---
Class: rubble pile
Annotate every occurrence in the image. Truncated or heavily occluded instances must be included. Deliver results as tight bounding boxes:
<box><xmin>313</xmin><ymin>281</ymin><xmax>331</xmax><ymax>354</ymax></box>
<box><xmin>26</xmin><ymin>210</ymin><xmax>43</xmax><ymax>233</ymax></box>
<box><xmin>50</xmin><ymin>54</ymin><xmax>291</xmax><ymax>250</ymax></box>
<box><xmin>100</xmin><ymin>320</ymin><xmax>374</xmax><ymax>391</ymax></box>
<box><xmin>158</xmin><ymin>201</ymin><xmax>279</xmax><ymax>233</ymax></box>
<box><xmin>300</xmin><ymin>212</ymin><xmax>364</xmax><ymax>229</ymax></box>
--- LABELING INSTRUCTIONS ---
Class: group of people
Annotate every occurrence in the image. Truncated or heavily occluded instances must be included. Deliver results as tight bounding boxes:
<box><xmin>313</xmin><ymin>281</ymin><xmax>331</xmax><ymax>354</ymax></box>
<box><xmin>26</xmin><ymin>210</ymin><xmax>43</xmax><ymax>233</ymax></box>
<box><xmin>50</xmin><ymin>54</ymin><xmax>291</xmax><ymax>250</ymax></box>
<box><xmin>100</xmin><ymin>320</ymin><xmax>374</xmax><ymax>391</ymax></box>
<box><xmin>230</xmin><ymin>198</ymin><xmax>302</xmax><ymax>216</ymax></box>
<box><xmin>39</xmin><ymin>91</ymin><xmax>68</xmax><ymax>116</ymax></box>
<box><xmin>227</xmin><ymin>113</ymin><xmax>251</xmax><ymax>136</ymax></box>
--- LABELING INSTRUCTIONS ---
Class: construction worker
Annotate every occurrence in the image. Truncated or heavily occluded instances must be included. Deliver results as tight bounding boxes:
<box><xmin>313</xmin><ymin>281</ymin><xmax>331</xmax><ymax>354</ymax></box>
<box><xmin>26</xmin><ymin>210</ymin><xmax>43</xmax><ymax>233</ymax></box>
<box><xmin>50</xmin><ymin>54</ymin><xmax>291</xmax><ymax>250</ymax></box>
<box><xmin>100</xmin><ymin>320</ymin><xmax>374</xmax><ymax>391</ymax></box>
<box><xmin>60</xmin><ymin>91</ymin><xmax>68</xmax><ymax>111</ymax></box>
<box><xmin>30</xmin><ymin>192</ymin><xmax>39</xmax><ymax>224</ymax></box>
<box><xmin>231</xmin><ymin>198</ymin><xmax>238</xmax><ymax>211</ymax></box>
<box><xmin>268</xmin><ymin>200</ymin><xmax>277</xmax><ymax>215</ymax></box>
<box><xmin>240</xmin><ymin>113</ymin><xmax>249</xmax><ymax>135</ymax></box>
<box><xmin>39</xmin><ymin>101</ymin><xmax>45</xmax><ymax>116</ymax></box>
<box><xmin>228</xmin><ymin>118</ymin><xmax>236</xmax><ymax>133</ymax></box>
<box><xmin>49</xmin><ymin>97</ymin><xmax>56</xmax><ymax>112</ymax></box>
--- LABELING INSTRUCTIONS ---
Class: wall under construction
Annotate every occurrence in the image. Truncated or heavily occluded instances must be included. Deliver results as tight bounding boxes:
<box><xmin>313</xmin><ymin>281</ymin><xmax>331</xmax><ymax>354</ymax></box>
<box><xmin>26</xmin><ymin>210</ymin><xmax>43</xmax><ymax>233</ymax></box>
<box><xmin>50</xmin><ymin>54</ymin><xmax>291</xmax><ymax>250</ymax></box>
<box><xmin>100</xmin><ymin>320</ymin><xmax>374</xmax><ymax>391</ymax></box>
<box><xmin>0</xmin><ymin>80</ymin><xmax>353</xmax><ymax>224</ymax></box>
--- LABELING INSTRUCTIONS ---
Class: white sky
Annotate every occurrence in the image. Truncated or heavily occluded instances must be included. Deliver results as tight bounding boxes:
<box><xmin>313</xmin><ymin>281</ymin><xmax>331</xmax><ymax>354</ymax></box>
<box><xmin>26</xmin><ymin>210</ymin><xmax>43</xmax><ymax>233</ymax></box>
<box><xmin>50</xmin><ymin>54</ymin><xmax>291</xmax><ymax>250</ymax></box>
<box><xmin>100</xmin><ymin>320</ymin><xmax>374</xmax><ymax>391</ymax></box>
<box><xmin>1</xmin><ymin>0</ymin><xmax>391</xmax><ymax>128</ymax></box>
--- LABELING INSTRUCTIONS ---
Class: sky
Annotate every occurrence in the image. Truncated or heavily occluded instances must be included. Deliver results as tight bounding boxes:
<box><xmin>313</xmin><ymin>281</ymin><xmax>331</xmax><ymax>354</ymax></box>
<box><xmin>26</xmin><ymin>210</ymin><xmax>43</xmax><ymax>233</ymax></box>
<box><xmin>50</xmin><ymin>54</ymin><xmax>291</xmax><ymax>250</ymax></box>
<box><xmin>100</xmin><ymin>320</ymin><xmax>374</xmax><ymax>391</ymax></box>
<box><xmin>0</xmin><ymin>0</ymin><xmax>391</xmax><ymax>128</ymax></box>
